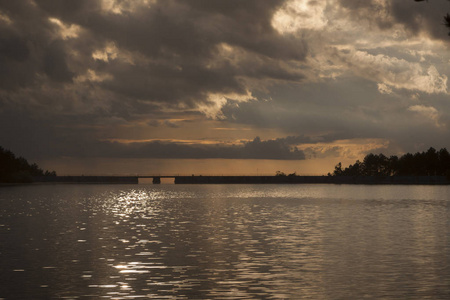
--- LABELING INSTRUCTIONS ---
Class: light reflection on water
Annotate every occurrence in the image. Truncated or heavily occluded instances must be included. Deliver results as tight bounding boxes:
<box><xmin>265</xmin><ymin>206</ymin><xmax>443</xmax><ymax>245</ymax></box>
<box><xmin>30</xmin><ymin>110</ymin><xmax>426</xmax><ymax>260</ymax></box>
<box><xmin>1</xmin><ymin>184</ymin><xmax>450</xmax><ymax>299</ymax></box>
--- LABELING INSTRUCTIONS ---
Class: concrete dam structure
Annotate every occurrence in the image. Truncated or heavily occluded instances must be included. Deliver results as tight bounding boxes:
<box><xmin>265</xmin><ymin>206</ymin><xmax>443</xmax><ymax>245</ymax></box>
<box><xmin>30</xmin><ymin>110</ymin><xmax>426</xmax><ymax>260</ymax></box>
<box><xmin>174</xmin><ymin>175</ymin><xmax>450</xmax><ymax>185</ymax></box>
<box><xmin>33</xmin><ymin>175</ymin><xmax>450</xmax><ymax>185</ymax></box>
<box><xmin>33</xmin><ymin>176</ymin><xmax>139</xmax><ymax>184</ymax></box>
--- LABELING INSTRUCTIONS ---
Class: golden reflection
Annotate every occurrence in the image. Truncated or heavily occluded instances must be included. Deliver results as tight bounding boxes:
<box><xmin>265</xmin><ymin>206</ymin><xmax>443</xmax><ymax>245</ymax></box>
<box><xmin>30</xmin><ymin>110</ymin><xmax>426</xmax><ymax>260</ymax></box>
<box><xmin>6</xmin><ymin>185</ymin><xmax>448</xmax><ymax>298</ymax></box>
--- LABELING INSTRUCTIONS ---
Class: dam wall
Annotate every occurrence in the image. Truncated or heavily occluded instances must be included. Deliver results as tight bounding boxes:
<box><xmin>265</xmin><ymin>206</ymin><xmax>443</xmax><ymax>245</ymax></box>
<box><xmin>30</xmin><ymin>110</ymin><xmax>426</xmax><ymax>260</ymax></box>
<box><xmin>32</xmin><ymin>175</ymin><xmax>450</xmax><ymax>185</ymax></box>
<box><xmin>174</xmin><ymin>175</ymin><xmax>450</xmax><ymax>185</ymax></box>
<box><xmin>33</xmin><ymin>176</ymin><xmax>139</xmax><ymax>184</ymax></box>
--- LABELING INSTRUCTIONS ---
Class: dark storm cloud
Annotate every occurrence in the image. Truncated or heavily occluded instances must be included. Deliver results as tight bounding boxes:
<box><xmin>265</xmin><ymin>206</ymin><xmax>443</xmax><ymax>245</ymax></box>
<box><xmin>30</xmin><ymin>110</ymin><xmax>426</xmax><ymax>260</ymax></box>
<box><xmin>85</xmin><ymin>136</ymin><xmax>305</xmax><ymax>160</ymax></box>
<box><xmin>0</xmin><ymin>0</ymin><xmax>307</xmax><ymax>109</ymax></box>
<box><xmin>0</xmin><ymin>0</ymin><xmax>86</xmax><ymax>90</ymax></box>
<box><xmin>31</xmin><ymin>0</ymin><xmax>306</xmax><ymax>105</ymax></box>
<box><xmin>338</xmin><ymin>0</ymin><xmax>450</xmax><ymax>39</ymax></box>
<box><xmin>390</xmin><ymin>1</ymin><xmax>450</xmax><ymax>39</ymax></box>
<box><xmin>0</xmin><ymin>97</ymin><xmax>306</xmax><ymax>161</ymax></box>
<box><xmin>0</xmin><ymin>4</ymin><xmax>38</xmax><ymax>89</ymax></box>
<box><xmin>0</xmin><ymin>32</ymin><xmax>31</xmax><ymax>90</ymax></box>
<box><xmin>220</xmin><ymin>78</ymin><xmax>450</xmax><ymax>152</ymax></box>
<box><xmin>2</xmin><ymin>0</ymin><xmax>449</xmax><ymax>166</ymax></box>
<box><xmin>0</xmin><ymin>0</ymin><xmax>313</xmax><ymax>161</ymax></box>
<box><xmin>43</xmin><ymin>40</ymin><xmax>74</xmax><ymax>82</ymax></box>
<box><xmin>3</xmin><ymin>117</ymin><xmax>305</xmax><ymax>160</ymax></box>
<box><xmin>0</xmin><ymin>33</ymin><xmax>29</xmax><ymax>62</ymax></box>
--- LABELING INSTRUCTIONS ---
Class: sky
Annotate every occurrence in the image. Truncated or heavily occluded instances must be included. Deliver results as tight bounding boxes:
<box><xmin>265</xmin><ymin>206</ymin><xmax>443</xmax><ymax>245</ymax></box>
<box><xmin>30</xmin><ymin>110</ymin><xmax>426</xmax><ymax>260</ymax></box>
<box><xmin>1</xmin><ymin>0</ymin><xmax>450</xmax><ymax>176</ymax></box>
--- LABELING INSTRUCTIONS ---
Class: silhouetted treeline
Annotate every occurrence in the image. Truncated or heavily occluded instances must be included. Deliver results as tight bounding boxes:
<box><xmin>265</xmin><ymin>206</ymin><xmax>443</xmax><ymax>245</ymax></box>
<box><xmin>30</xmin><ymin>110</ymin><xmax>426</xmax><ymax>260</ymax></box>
<box><xmin>275</xmin><ymin>171</ymin><xmax>297</xmax><ymax>177</ymax></box>
<box><xmin>331</xmin><ymin>147</ymin><xmax>450</xmax><ymax>177</ymax></box>
<box><xmin>0</xmin><ymin>146</ymin><xmax>56</xmax><ymax>183</ymax></box>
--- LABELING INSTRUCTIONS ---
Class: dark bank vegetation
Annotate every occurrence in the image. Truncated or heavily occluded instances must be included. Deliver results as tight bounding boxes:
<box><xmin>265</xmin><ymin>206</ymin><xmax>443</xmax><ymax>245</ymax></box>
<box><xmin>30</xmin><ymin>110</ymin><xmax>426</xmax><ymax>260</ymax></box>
<box><xmin>0</xmin><ymin>146</ymin><xmax>56</xmax><ymax>183</ymax></box>
<box><xmin>275</xmin><ymin>171</ymin><xmax>298</xmax><ymax>177</ymax></box>
<box><xmin>330</xmin><ymin>147</ymin><xmax>450</xmax><ymax>177</ymax></box>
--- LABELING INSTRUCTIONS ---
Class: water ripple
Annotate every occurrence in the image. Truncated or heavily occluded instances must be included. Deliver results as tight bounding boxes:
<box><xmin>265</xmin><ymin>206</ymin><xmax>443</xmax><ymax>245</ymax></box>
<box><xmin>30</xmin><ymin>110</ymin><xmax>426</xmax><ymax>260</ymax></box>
<box><xmin>1</xmin><ymin>184</ymin><xmax>450</xmax><ymax>298</ymax></box>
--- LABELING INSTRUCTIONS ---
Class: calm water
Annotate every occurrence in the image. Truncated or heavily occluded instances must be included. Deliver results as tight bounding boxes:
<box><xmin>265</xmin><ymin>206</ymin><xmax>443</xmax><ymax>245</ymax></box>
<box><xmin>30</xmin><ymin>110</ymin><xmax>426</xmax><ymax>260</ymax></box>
<box><xmin>1</xmin><ymin>184</ymin><xmax>450</xmax><ymax>299</ymax></box>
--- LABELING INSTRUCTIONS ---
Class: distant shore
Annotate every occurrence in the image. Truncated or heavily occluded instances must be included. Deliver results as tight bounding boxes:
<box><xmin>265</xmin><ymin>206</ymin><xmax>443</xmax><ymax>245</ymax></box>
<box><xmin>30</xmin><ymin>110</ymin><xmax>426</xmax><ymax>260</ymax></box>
<box><xmin>20</xmin><ymin>175</ymin><xmax>450</xmax><ymax>185</ymax></box>
<box><xmin>174</xmin><ymin>175</ymin><xmax>450</xmax><ymax>185</ymax></box>
<box><xmin>32</xmin><ymin>175</ymin><xmax>139</xmax><ymax>184</ymax></box>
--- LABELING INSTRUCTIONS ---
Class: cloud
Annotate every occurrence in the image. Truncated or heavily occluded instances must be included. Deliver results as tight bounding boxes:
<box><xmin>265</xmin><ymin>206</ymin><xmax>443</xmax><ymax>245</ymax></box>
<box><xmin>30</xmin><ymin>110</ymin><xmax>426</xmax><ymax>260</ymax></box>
<box><xmin>239</xmin><ymin>136</ymin><xmax>305</xmax><ymax>159</ymax></box>
<box><xmin>390</xmin><ymin>1</ymin><xmax>450</xmax><ymax>39</ymax></box>
<box><xmin>333</xmin><ymin>48</ymin><xmax>448</xmax><ymax>94</ymax></box>
<box><xmin>64</xmin><ymin>136</ymin><xmax>306</xmax><ymax>160</ymax></box>
<box><xmin>338</xmin><ymin>0</ymin><xmax>450</xmax><ymax>40</ymax></box>
<box><xmin>163</xmin><ymin>120</ymin><xmax>180</xmax><ymax>128</ymax></box>
<box><xmin>2</xmin><ymin>0</ymin><xmax>450</xmax><ymax>169</ymax></box>
<box><xmin>299</xmin><ymin>138</ymin><xmax>391</xmax><ymax>160</ymax></box>
<box><xmin>272</xmin><ymin>0</ymin><xmax>328</xmax><ymax>33</ymax></box>
<box><xmin>48</xmin><ymin>17</ymin><xmax>81</xmax><ymax>40</ymax></box>
<box><xmin>43</xmin><ymin>40</ymin><xmax>75</xmax><ymax>83</ymax></box>
<box><xmin>219</xmin><ymin>75</ymin><xmax>450</xmax><ymax>157</ymax></box>
<box><xmin>0</xmin><ymin>0</ymin><xmax>308</xmax><ymax>120</ymax></box>
<box><xmin>408</xmin><ymin>105</ymin><xmax>442</xmax><ymax>127</ymax></box>
<box><xmin>377</xmin><ymin>83</ymin><xmax>393</xmax><ymax>95</ymax></box>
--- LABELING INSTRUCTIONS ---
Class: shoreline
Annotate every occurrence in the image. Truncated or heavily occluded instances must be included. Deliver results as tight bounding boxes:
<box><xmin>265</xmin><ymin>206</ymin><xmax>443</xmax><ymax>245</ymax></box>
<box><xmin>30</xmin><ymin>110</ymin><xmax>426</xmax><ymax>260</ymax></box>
<box><xmin>1</xmin><ymin>175</ymin><xmax>444</xmax><ymax>185</ymax></box>
<box><xmin>174</xmin><ymin>175</ymin><xmax>450</xmax><ymax>185</ymax></box>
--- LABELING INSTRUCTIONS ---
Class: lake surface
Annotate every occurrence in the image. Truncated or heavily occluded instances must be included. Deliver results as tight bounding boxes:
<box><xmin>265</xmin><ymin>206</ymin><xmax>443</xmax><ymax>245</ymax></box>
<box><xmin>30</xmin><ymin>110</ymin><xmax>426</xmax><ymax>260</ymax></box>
<box><xmin>1</xmin><ymin>184</ymin><xmax>450</xmax><ymax>299</ymax></box>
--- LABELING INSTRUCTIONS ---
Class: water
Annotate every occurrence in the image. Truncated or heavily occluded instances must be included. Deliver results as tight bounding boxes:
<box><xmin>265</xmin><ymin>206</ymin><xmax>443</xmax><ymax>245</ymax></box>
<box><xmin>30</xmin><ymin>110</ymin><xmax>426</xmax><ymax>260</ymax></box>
<box><xmin>1</xmin><ymin>184</ymin><xmax>450</xmax><ymax>299</ymax></box>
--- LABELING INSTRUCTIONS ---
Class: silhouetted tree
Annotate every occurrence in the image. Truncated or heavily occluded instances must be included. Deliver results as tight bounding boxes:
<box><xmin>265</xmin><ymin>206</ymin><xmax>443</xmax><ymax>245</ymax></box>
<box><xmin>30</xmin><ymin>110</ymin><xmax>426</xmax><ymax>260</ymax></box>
<box><xmin>388</xmin><ymin>155</ymin><xmax>399</xmax><ymax>176</ymax></box>
<box><xmin>438</xmin><ymin>148</ymin><xmax>450</xmax><ymax>175</ymax></box>
<box><xmin>333</xmin><ymin>162</ymin><xmax>343</xmax><ymax>176</ymax></box>
<box><xmin>0</xmin><ymin>146</ymin><xmax>56</xmax><ymax>183</ymax></box>
<box><xmin>332</xmin><ymin>147</ymin><xmax>450</xmax><ymax>177</ymax></box>
<box><xmin>363</xmin><ymin>153</ymin><xmax>390</xmax><ymax>176</ymax></box>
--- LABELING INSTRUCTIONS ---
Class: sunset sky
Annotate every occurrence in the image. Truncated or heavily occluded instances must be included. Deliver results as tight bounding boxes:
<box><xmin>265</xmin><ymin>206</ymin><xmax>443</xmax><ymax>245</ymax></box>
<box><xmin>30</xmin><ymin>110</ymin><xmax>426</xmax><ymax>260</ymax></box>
<box><xmin>1</xmin><ymin>0</ymin><xmax>450</xmax><ymax>175</ymax></box>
